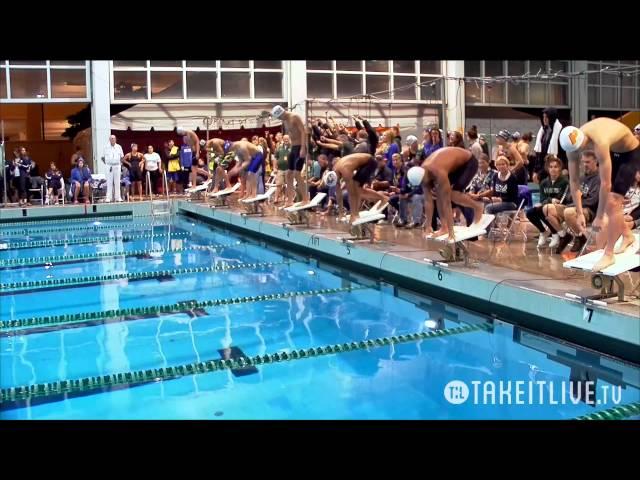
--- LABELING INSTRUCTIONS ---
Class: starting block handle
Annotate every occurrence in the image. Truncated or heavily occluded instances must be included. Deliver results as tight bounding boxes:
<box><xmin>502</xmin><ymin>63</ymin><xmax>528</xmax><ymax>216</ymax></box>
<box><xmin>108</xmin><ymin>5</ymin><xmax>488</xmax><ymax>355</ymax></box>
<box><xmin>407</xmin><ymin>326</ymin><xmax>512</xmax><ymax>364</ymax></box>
<box><xmin>565</xmin><ymin>292</ymin><xmax>608</xmax><ymax>307</ymax></box>
<box><xmin>424</xmin><ymin>258</ymin><xmax>449</xmax><ymax>268</ymax></box>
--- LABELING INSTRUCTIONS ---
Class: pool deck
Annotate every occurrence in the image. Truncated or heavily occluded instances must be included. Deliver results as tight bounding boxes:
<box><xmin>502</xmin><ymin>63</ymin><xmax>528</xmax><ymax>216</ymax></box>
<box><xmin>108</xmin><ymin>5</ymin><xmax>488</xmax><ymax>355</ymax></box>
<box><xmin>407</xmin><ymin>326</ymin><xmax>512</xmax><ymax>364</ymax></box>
<box><xmin>1</xmin><ymin>199</ymin><xmax>638</xmax><ymax>363</ymax></box>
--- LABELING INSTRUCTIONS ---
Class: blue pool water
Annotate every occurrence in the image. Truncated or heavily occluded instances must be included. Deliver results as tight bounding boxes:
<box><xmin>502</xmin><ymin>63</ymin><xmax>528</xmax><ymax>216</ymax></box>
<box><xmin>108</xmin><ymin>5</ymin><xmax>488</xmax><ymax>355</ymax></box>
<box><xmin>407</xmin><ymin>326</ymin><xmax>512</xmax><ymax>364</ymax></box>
<box><xmin>1</xmin><ymin>215</ymin><xmax>638</xmax><ymax>420</ymax></box>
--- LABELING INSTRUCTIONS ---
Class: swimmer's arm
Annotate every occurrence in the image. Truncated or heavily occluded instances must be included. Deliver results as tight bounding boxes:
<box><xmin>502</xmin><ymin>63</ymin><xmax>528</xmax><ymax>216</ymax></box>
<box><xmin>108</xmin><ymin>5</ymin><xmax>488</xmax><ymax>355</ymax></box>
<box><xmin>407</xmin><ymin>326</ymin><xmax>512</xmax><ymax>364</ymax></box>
<box><xmin>423</xmin><ymin>186</ymin><xmax>434</xmax><ymax>233</ymax></box>
<box><xmin>433</xmin><ymin>171</ymin><xmax>455</xmax><ymax>236</ymax></box>
<box><xmin>335</xmin><ymin>180</ymin><xmax>344</xmax><ymax>216</ymax></box>
<box><xmin>509</xmin><ymin>144</ymin><xmax>524</xmax><ymax>172</ymax></box>
<box><xmin>322</xmin><ymin>137</ymin><xmax>342</xmax><ymax>146</ymax></box>
<box><xmin>122</xmin><ymin>154</ymin><xmax>131</xmax><ymax>169</ymax></box>
<box><xmin>567</xmin><ymin>151</ymin><xmax>583</xmax><ymax>213</ymax></box>
<box><xmin>594</xmin><ymin>144</ymin><xmax>612</xmax><ymax>219</ymax></box>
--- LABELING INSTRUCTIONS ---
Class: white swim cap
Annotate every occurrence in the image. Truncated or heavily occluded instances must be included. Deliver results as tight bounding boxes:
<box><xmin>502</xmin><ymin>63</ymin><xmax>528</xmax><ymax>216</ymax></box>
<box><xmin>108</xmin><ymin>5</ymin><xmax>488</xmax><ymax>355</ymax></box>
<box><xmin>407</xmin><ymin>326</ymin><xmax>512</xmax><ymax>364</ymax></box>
<box><xmin>559</xmin><ymin>126</ymin><xmax>585</xmax><ymax>153</ymax></box>
<box><xmin>176</xmin><ymin>126</ymin><xmax>186</xmax><ymax>135</ymax></box>
<box><xmin>634</xmin><ymin>124</ymin><xmax>640</xmax><ymax>133</ymax></box>
<box><xmin>407</xmin><ymin>166</ymin><xmax>425</xmax><ymax>186</ymax></box>
<box><xmin>271</xmin><ymin>105</ymin><xmax>286</xmax><ymax>119</ymax></box>
<box><xmin>406</xmin><ymin>135</ymin><xmax>418</xmax><ymax>145</ymax></box>
<box><xmin>323</xmin><ymin>170</ymin><xmax>338</xmax><ymax>187</ymax></box>
<box><xmin>199</xmin><ymin>139</ymin><xmax>206</xmax><ymax>147</ymax></box>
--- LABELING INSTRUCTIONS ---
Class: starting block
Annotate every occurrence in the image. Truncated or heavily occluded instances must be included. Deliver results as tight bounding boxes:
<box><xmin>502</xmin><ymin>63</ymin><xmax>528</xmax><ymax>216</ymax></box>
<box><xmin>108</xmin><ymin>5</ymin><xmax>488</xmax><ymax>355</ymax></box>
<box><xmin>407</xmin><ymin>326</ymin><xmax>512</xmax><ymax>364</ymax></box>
<box><xmin>563</xmin><ymin>233</ymin><xmax>640</xmax><ymax>302</ymax></box>
<box><xmin>240</xmin><ymin>186</ymin><xmax>276</xmax><ymax>216</ymax></box>
<box><xmin>207</xmin><ymin>182</ymin><xmax>240</xmax><ymax>208</ymax></box>
<box><xmin>427</xmin><ymin>214</ymin><xmax>494</xmax><ymax>266</ymax></box>
<box><xmin>283</xmin><ymin>192</ymin><xmax>327</xmax><ymax>226</ymax></box>
<box><xmin>337</xmin><ymin>202</ymin><xmax>389</xmax><ymax>243</ymax></box>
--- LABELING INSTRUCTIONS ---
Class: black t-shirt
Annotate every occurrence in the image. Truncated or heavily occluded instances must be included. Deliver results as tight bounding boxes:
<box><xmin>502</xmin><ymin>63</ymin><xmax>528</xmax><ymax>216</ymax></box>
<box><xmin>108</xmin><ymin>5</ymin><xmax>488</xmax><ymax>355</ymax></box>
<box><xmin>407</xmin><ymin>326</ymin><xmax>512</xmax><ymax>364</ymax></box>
<box><xmin>492</xmin><ymin>172</ymin><xmax>519</xmax><ymax>204</ymax></box>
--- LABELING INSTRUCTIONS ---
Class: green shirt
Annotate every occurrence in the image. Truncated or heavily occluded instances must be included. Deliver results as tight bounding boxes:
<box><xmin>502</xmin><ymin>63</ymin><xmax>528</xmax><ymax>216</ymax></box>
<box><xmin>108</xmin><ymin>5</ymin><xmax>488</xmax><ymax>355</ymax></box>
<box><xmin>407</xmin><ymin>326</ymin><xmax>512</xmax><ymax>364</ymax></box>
<box><xmin>276</xmin><ymin>145</ymin><xmax>291</xmax><ymax>170</ymax></box>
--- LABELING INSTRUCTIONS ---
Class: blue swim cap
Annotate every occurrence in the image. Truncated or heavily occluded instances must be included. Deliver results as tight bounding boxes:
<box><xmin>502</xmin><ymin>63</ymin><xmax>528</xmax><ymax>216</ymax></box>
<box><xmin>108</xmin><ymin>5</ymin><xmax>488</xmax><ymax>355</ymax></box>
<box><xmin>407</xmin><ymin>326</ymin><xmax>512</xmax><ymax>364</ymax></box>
<box><xmin>224</xmin><ymin>140</ymin><xmax>232</xmax><ymax>154</ymax></box>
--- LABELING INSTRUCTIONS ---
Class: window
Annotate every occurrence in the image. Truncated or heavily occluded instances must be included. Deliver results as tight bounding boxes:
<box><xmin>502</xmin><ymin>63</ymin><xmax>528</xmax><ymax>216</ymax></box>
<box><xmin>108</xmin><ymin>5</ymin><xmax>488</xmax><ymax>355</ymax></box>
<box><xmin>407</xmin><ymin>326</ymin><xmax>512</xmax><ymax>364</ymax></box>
<box><xmin>465</xmin><ymin>61</ymin><xmax>482</xmax><ymax>103</ymax></box>
<box><xmin>9</xmin><ymin>69</ymin><xmax>48</xmax><ymax>98</ymax></box>
<box><xmin>508</xmin><ymin>61</ymin><xmax>526</xmax><ymax>76</ymax></box>
<box><xmin>254</xmin><ymin>61</ymin><xmax>281</xmax><ymax>69</ymax></box>
<box><xmin>9</xmin><ymin>60</ymin><xmax>46</xmax><ymax>66</ymax></box>
<box><xmin>393</xmin><ymin>61</ymin><xmax>415</xmax><ymax>74</ymax></box>
<box><xmin>113</xmin><ymin>71</ymin><xmax>148</xmax><ymax>100</ymax></box>
<box><xmin>254</xmin><ymin>72</ymin><xmax>282</xmax><ymax>98</ymax></box>
<box><xmin>485</xmin><ymin>83</ymin><xmax>505</xmax><ymax>104</ymax></box>
<box><xmin>588</xmin><ymin>86</ymin><xmax>600</xmax><ymax>107</ymax></box>
<box><xmin>336</xmin><ymin>61</ymin><xmax>361</xmax><ymax>71</ymax></box>
<box><xmin>365</xmin><ymin>61</ymin><xmax>388</xmax><ymax>73</ymax></box>
<box><xmin>150</xmin><ymin>61</ymin><xmax>182</xmax><ymax>68</ymax></box>
<box><xmin>50</xmin><ymin>69</ymin><xmax>87</xmax><ymax>98</ymax></box>
<box><xmin>0</xmin><ymin>69</ymin><xmax>6</xmax><ymax>98</ymax></box>
<box><xmin>393</xmin><ymin>76</ymin><xmax>416</xmax><ymax>100</ymax></box>
<box><xmin>111</xmin><ymin>61</ymin><xmax>285</xmax><ymax>101</ymax></box>
<box><xmin>548</xmin><ymin>84</ymin><xmax>567</xmax><ymax>106</ymax></box>
<box><xmin>484</xmin><ymin>61</ymin><xmax>504</xmax><ymax>77</ymax></box>
<box><xmin>113</xmin><ymin>61</ymin><xmax>146</xmax><ymax>67</ymax></box>
<box><xmin>336</xmin><ymin>74</ymin><xmax>362</xmax><ymax>97</ymax></box>
<box><xmin>587</xmin><ymin>60</ymin><xmax>639</xmax><ymax>108</ymax></box>
<box><xmin>508</xmin><ymin>83</ymin><xmax>526</xmax><ymax>104</ymax></box>
<box><xmin>601</xmin><ymin>87</ymin><xmax>618</xmax><ymax>108</ymax></box>
<box><xmin>186</xmin><ymin>71</ymin><xmax>217</xmax><ymax>99</ymax></box>
<box><xmin>221</xmin><ymin>72</ymin><xmax>250</xmax><ymax>98</ymax></box>
<box><xmin>420</xmin><ymin>61</ymin><xmax>441</xmax><ymax>75</ymax></box>
<box><xmin>50</xmin><ymin>61</ymin><xmax>86</xmax><ymax>66</ymax></box>
<box><xmin>420</xmin><ymin>81</ymin><xmax>441</xmax><ymax>102</ymax></box>
<box><xmin>150</xmin><ymin>71</ymin><xmax>183</xmax><ymax>99</ymax></box>
<box><xmin>621</xmin><ymin>88</ymin><xmax>636</xmax><ymax>109</ymax></box>
<box><xmin>366</xmin><ymin>75</ymin><xmax>389</xmax><ymax>98</ymax></box>
<box><xmin>529</xmin><ymin>82</ymin><xmax>547</xmax><ymax>105</ymax></box>
<box><xmin>221</xmin><ymin>61</ymin><xmax>249</xmax><ymax>68</ymax></box>
<box><xmin>306</xmin><ymin>61</ymin><xmax>332</xmax><ymax>70</ymax></box>
<box><xmin>307</xmin><ymin>73</ymin><xmax>333</xmax><ymax>98</ymax></box>
<box><xmin>186</xmin><ymin>61</ymin><xmax>216</xmax><ymax>68</ymax></box>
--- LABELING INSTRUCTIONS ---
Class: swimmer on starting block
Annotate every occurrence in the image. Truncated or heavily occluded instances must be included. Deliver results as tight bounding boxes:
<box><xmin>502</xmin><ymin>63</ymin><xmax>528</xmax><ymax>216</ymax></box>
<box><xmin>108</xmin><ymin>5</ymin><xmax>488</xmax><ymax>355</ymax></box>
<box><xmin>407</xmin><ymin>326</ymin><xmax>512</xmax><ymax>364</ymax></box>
<box><xmin>410</xmin><ymin>146</ymin><xmax>485</xmax><ymax>242</ymax></box>
<box><xmin>176</xmin><ymin>127</ymin><xmax>200</xmax><ymax>190</ymax></box>
<box><xmin>227</xmin><ymin>140</ymin><xmax>264</xmax><ymax>200</ymax></box>
<box><xmin>334</xmin><ymin>153</ymin><xmax>389</xmax><ymax>223</ymax></box>
<box><xmin>204</xmin><ymin>138</ymin><xmax>232</xmax><ymax>193</ymax></box>
<box><xmin>271</xmin><ymin>105</ymin><xmax>308</xmax><ymax>207</ymax></box>
<box><xmin>560</xmin><ymin>118</ymin><xmax>640</xmax><ymax>272</ymax></box>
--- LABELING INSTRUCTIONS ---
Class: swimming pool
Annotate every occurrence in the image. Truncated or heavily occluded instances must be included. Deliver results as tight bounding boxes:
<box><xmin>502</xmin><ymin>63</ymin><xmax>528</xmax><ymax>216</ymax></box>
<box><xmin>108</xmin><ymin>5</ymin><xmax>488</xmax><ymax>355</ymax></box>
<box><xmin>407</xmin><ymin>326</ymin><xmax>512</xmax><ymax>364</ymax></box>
<box><xmin>1</xmin><ymin>214</ymin><xmax>639</xmax><ymax>420</ymax></box>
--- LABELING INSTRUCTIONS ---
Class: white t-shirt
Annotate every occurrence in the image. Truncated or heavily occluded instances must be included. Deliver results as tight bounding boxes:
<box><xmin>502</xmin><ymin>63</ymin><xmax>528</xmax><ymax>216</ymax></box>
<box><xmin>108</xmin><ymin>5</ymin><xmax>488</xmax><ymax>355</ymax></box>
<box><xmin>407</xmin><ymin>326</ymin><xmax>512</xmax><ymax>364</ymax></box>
<box><xmin>144</xmin><ymin>152</ymin><xmax>161</xmax><ymax>171</ymax></box>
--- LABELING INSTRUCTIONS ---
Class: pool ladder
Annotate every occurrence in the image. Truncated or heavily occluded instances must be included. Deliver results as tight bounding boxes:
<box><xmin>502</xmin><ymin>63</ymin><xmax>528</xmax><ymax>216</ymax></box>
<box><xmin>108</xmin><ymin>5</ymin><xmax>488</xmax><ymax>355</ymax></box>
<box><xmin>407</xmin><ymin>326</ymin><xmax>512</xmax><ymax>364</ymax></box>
<box><xmin>147</xmin><ymin>171</ymin><xmax>171</xmax><ymax>217</ymax></box>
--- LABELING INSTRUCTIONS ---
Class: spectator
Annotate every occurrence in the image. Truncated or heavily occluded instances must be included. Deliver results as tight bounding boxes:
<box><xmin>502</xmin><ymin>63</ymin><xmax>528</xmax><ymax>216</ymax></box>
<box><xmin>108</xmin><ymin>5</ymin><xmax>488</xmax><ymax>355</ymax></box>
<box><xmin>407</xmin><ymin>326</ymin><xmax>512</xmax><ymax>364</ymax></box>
<box><xmin>544</xmin><ymin>150</ymin><xmax>600</xmax><ymax>253</ymax></box>
<box><xmin>495</xmin><ymin>130</ymin><xmax>527</xmax><ymax>184</ymax></box>
<box><xmin>466</xmin><ymin>153</ymin><xmax>496</xmax><ymax>202</ymax></box>
<box><xmin>372</xmin><ymin>154</ymin><xmax>393</xmax><ymax>191</ymax></box>
<box><xmin>403</xmin><ymin>135</ymin><xmax>420</xmax><ymax>166</ymax></box>
<box><xmin>70</xmin><ymin>157</ymin><xmax>92</xmax><ymax>204</ymax></box>
<box><xmin>123</xmin><ymin>143</ymin><xmax>145</xmax><ymax>200</ymax></box>
<box><xmin>121</xmin><ymin>163</ymin><xmax>131</xmax><ymax>200</ymax></box>
<box><xmin>392</xmin><ymin>125</ymin><xmax>403</xmax><ymax>152</ymax></box>
<box><xmin>533</xmin><ymin>107</ymin><xmax>562</xmax><ymax>182</ymax></box>
<box><xmin>423</xmin><ymin>127</ymin><xmax>443</xmax><ymax>159</ymax></box>
<box><xmin>525</xmin><ymin>156</ymin><xmax>569</xmax><ymax>248</ymax></box>
<box><xmin>448</xmin><ymin>131</ymin><xmax>465</xmax><ymax>148</ymax></box>
<box><xmin>479</xmin><ymin>134</ymin><xmax>490</xmax><ymax>158</ymax></box>
<box><xmin>193</xmin><ymin>157</ymin><xmax>211</xmax><ymax>186</ymax></box>
<box><xmin>45</xmin><ymin>161</ymin><xmax>63</xmax><ymax>205</ymax></box>
<box><xmin>623</xmin><ymin>171</ymin><xmax>640</xmax><ymax>231</ymax></box>
<box><xmin>484</xmin><ymin>156</ymin><xmax>519</xmax><ymax>215</ymax></box>
<box><xmin>273</xmin><ymin>134</ymin><xmax>291</xmax><ymax>204</ymax></box>
<box><xmin>9</xmin><ymin>148</ymin><xmax>21</xmax><ymax>203</ymax></box>
<box><xmin>308</xmin><ymin>154</ymin><xmax>329</xmax><ymax>201</ymax></box>
<box><xmin>389</xmin><ymin>154</ymin><xmax>423</xmax><ymax>228</ymax></box>
<box><xmin>518</xmin><ymin>132</ymin><xmax>536</xmax><ymax>179</ymax></box>
<box><xmin>467</xmin><ymin>126</ymin><xmax>483</xmax><ymax>160</ymax></box>
<box><xmin>164</xmin><ymin>139</ymin><xmax>181</xmax><ymax>195</ymax></box>
<box><xmin>102</xmin><ymin>134</ymin><xmax>124</xmax><ymax>203</ymax></box>
<box><xmin>634</xmin><ymin>124</ymin><xmax>640</xmax><ymax>142</ymax></box>
<box><xmin>70</xmin><ymin>146</ymin><xmax>84</xmax><ymax>167</ymax></box>
<box><xmin>382</xmin><ymin>129</ymin><xmax>400</xmax><ymax>171</ymax></box>
<box><xmin>143</xmin><ymin>145</ymin><xmax>162</xmax><ymax>195</ymax></box>
<box><xmin>17</xmin><ymin>147</ymin><xmax>33</xmax><ymax>206</ymax></box>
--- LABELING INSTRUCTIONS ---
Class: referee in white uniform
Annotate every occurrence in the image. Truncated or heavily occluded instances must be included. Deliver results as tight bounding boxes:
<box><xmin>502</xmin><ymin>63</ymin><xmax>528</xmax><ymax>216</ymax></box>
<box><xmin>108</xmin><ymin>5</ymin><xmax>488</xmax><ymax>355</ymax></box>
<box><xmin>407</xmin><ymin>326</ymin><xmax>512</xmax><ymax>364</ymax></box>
<box><xmin>102</xmin><ymin>135</ymin><xmax>124</xmax><ymax>202</ymax></box>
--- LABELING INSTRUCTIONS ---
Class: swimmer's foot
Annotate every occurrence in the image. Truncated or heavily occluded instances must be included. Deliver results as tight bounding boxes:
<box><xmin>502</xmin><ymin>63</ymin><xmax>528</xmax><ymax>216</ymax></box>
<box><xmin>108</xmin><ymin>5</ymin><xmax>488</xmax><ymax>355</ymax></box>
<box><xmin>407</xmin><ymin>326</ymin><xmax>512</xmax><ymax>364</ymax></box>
<box><xmin>592</xmin><ymin>253</ymin><xmax>615</xmax><ymax>272</ymax></box>
<box><xmin>472</xmin><ymin>203</ymin><xmax>485</xmax><ymax>226</ymax></box>
<box><xmin>614</xmin><ymin>233</ymin><xmax>636</xmax><ymax>254</ymax></box>
<box><xmin>431</xmin><ymin>228</ymin><xmax>449</xmax><ymax>238</ymax></box>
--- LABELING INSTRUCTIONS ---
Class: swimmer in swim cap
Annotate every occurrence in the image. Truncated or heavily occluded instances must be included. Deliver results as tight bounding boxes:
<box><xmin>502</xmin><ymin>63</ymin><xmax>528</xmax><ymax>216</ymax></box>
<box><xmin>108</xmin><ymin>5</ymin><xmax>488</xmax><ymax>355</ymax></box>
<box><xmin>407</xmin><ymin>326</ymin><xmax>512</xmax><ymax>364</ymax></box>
<box><xmin>176</xmin><ymin>128</ymin><xmax>200</xmax><ymax>191</ymax></box>
<box><xmin>561</xmin><ymin>118</ymin><xmax>640</xmax><ymax>272</ymax></box>
<box><xmin>272</xmin><ymin>105</ymin><xmax>308</xmax><ymax>207</ymax></box>
<box><xmin>227</xmin><ymin>140</ymin><xmax>264</xmax><ymax>201</ymax></box>
<box><xmin>204</xmin><ymin>137</ymin><xmax>229</xmax><ymax>193</ymax></box>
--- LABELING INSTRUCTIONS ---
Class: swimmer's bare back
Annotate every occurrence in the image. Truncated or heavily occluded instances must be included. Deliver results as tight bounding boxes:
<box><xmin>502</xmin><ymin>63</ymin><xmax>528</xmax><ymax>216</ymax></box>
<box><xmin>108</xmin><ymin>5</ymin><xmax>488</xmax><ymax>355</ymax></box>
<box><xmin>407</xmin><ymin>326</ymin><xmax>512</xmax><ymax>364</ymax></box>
<box><xmin>580</xmin><ymin>117</ymin><xmax>639</xmax><ymax>153</ymax></box>
<box><xmin>205</xmin><ymin>138</ymin><xmax>225</xmax><ymax>155</ymax></box>
<box><xmin>421</xmin><ymin>147</ymin><xmax>473</xmax><ymax>176</ymax></box>
<box><xmin>283</xmin><ymin>112</ymin><xmax>305</xmax><ymax>146</ymax></box>
<box><xmin>334</xmin><ymin>153</ymin><xmax>373</xmax><ymax>179</ymax></box>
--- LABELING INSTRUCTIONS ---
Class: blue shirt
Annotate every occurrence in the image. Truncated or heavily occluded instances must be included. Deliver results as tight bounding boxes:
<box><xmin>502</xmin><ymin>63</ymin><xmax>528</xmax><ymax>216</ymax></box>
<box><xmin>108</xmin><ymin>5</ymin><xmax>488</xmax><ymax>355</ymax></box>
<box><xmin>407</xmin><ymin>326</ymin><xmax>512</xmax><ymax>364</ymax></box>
<box><xmin>71</xmin><ymin>166</ymin><xmax>92</xmax><ymax>183</ymax></box>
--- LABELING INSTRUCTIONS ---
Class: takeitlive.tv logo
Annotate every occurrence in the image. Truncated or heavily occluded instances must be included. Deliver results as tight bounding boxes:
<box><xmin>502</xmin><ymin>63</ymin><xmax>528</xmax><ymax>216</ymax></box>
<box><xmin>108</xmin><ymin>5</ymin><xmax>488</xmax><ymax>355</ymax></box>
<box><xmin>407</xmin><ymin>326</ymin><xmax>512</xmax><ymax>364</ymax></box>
<box><xmin>443</xmin><ymin>380</ymin><xmax>622</xmax><ymax>406</ymax></box>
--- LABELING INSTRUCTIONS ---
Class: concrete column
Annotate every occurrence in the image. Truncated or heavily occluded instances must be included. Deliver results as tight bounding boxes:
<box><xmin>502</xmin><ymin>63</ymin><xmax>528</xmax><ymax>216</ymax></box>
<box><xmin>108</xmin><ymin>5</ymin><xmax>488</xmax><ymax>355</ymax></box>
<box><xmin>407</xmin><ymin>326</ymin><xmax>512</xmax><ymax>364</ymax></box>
<box><xmin>570</xmin><ymin>60</ymin><xmax>589</xmax><ymax>126</ymax></box>
<box><xmin>444</xmin><ymin>61</ymin><xmax>466</xmax><ymax>133</ymax></box>
<box><xmin>90</xmin><ymin>61</ymin><xmax>111</xmax><ymax>175</ymax></box>
<box><xmin>287</xmin><ymin>61</ymin><xmax>308</xmax><ymax>122</ymax></box>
